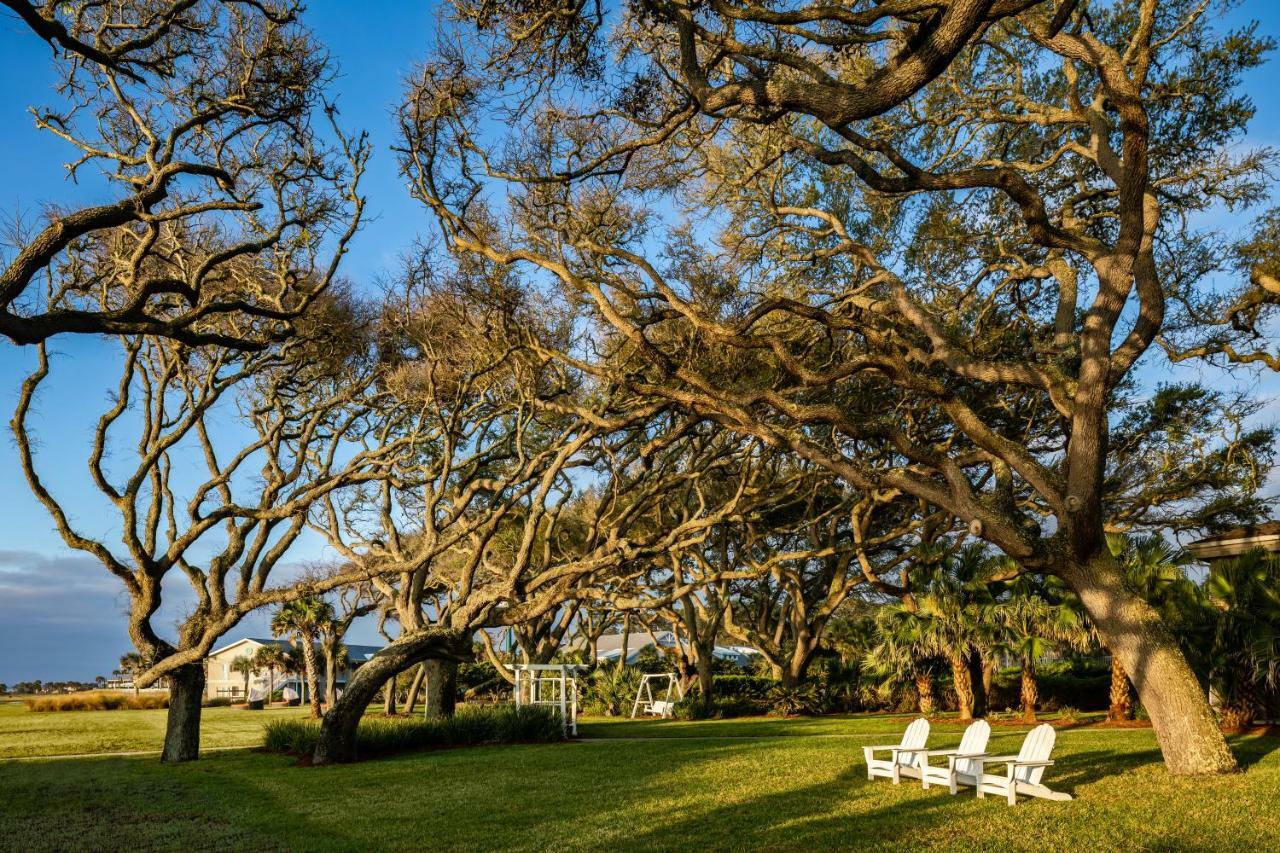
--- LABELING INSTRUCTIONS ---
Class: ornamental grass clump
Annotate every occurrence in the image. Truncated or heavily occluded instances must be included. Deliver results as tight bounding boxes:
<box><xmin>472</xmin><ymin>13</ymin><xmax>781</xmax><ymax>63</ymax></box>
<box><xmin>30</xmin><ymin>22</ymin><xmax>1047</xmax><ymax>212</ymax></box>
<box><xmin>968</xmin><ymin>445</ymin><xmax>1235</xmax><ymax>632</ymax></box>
<box><xmin>24</xmin><ymin>691</ymin><xmax>169</xmax><ymax>712</ymax></box>
<box><xmin>263</xmin><ymin>704</ymin><xmax>565</xmax><ymax>760</ymax></box>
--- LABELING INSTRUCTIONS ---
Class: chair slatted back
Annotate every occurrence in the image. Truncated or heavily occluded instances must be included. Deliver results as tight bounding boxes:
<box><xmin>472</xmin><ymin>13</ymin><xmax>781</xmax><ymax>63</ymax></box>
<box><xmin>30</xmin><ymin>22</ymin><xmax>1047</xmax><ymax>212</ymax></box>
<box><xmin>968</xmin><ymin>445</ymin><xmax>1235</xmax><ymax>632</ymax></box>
<box><xmin>1014</xmin><ymin>723</ymin><xmax>1057</xmax><ymax>784</ymax></box>
<box><xmin>953</xmin><ymin>719</ymin><xmax>992</xmax><ymax>777</ymax></box>
<box><xmin>895</xmin><ymin>717</ymin><xmax>930</xmax><ymax>766</ymax></box>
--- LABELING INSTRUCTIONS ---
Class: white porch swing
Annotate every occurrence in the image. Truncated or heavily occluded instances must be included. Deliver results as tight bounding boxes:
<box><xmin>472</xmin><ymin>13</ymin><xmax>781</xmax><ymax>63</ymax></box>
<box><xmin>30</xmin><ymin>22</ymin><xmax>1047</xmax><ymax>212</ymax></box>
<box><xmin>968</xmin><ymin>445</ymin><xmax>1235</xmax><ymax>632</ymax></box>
<box><xmin>630</xmin><ymin>672</ymin><xmax>684</xmax><ymax>718</ymax></box>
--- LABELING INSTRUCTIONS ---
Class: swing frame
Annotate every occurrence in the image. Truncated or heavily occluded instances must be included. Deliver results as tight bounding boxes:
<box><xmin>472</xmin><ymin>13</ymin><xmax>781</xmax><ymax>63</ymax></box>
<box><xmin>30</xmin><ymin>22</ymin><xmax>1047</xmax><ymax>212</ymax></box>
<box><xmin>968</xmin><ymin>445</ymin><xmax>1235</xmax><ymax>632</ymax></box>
<box><xmin>630</xmin><ymin>672</ymin><xmax>683</xmax><ymax>718</ymax></box>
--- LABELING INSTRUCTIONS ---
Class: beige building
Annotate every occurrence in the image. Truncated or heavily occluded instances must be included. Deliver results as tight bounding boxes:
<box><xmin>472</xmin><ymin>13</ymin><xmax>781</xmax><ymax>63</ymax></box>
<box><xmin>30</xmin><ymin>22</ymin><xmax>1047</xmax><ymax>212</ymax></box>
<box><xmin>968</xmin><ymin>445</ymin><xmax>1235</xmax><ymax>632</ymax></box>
<box><xmin>1186</xmin><ymin>521</ymin><xmax>1280</xmax><ymax>563</ymax></box>
<box><xmin>204</xmin><ymin>637</ymin><xmax>382</xmax><ymax>700</ymax></box>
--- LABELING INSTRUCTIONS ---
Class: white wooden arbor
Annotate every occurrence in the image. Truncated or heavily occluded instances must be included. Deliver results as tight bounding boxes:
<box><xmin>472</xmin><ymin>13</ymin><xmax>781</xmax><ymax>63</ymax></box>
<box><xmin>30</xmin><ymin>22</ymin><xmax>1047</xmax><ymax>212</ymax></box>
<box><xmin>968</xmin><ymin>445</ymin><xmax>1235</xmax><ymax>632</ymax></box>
<box><xmin>630</xmin><ymin>672</ymin><xmax>683</xmax><ymax>718</ymax></box>
<box><xmin>508</xmin><ymin>663</ymin><xmax>585</xmax><ymax>735</ymax></box>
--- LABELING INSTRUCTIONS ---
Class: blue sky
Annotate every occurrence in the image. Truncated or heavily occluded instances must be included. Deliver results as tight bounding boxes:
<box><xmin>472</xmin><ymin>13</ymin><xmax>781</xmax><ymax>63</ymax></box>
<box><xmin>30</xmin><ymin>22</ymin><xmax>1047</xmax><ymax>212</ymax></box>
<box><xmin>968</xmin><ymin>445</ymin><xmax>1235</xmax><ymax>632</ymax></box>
<box><xmin>0</xmin><ymin>1</ymin><xmax>1278</xmax><ymax>683</ymax></box>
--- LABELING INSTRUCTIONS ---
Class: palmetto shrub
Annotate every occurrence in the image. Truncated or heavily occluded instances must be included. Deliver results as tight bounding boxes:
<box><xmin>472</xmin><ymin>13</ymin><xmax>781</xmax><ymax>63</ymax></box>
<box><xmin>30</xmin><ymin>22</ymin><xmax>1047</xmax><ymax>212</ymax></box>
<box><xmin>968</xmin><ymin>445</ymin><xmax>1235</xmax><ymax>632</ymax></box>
<box><xmin>262</xmin><ymin>704</ymin><xmax>566</xmax><ymax>759</ymax></box>
<box><xmin>581</xmin><ymin>667</ymin><xmax>641</xmax><ymax>716</ymax></box>
<box><xmin>767</xmin><ymin>683</ymin><xmax>824</xmax><ymax>716</ymax></box>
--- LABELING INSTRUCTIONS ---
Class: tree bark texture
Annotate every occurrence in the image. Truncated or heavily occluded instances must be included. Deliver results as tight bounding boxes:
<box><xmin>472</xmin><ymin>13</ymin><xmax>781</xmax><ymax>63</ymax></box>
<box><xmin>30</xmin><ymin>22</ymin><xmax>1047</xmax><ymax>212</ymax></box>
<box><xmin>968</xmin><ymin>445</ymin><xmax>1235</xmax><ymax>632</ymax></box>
<box><xmin>423</xmin><ymin>658</ymin><xmax>458</xmax><ymax>719</ymax></box>
<box><xmin>1062</xmin><ymin>551</ymin><xmax>1236</xmax><ymax>775</ymax></box>
<box><xmin>312</xmin><ymin>629</ymin><xmax>471</xmax><ymax>765</ymax></box>
<box><xmin>161</xmin><ymin>662</ymin><xmax>205</xmax><ymax>763</ymax></box>
<box><xmin>1020</xmin><ymin>658</ymin><xmax>1039</xmax><ymax>724</ymax></box>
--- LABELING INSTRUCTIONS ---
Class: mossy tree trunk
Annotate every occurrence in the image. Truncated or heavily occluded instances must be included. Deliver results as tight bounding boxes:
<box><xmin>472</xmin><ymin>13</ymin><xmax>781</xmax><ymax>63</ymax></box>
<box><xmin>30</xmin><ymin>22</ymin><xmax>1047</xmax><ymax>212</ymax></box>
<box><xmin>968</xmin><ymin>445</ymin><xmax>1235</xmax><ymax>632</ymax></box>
<box><xmin>423</xmin><ymin>659</ymin><xmax>458</xmax><ymax>719</ymax></box>
<box><xmin>161</xmin><ymin>662</ymin><xmax>205</xmax><ymax>763</ymax></box>
<box><xmin>313</xmin><ymin>629</ymin><xmax>471</xmax><ymax>765</ymax></box>
<box><xmin>1062</xmin><ymin>551</ymin><xmax>1236</xmax><ymax>775</ymax></box>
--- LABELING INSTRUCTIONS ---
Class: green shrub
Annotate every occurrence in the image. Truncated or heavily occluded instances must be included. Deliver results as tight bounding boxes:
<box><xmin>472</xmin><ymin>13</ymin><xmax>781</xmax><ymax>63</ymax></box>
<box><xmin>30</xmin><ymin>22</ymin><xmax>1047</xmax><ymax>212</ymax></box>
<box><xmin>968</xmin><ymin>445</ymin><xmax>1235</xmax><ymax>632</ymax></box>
<box><xmin>671</xmin><ymin>695</ymin><xmax>766</xmax><ymax>720</ymax></box>
<box><xmin>262</xmin><ymin>704</ymin><xmax>566</xmax><ymax>760</ymax></box>
<box><xmin>768</xmin><ymin>682</ymin><xmax>824</xmax><ymax>716</ymax></box>
<box><xmin>581</xmin><ymin>667</ymin><xmax>641</xmax><ymax>716</ymax></box>
<box><xmin>712</xmin><ymin>675</ymin><xmax>773</xmax><ymax>703</ymax></box>
<box><xmin>202</xmin><ymin>697</ymin><xmax>235</xmax><ymax>708</ymax></box>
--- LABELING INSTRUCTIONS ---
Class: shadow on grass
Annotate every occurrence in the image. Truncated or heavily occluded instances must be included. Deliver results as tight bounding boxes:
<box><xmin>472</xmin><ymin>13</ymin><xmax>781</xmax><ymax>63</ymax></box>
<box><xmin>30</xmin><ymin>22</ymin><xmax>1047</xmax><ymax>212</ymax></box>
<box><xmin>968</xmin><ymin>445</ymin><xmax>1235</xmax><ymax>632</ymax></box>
<box><xmin>2</xmin><ymin>726</ymin><xmax>1277</xmax><ymax>851</ymax></box>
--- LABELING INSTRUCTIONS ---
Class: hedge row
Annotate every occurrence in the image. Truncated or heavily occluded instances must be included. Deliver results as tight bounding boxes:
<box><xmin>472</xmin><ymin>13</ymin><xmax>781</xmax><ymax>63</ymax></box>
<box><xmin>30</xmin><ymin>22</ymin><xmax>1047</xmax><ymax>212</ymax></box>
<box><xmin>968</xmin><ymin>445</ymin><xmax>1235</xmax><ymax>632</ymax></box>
<box><xmin>262</xmin><ymin>704</ymin><xmax>566</xmax><ymax>760</ymax></box>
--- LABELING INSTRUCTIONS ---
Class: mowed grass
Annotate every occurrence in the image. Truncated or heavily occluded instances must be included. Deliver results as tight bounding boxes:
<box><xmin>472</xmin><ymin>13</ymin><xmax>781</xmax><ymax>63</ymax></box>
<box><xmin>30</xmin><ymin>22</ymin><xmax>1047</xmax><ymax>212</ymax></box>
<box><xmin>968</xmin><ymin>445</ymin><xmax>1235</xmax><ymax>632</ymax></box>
<box><xmin>0</xmin><ymin>699</ymin><xmax>310</xmax><ymax>758</ymax></box>
<box><xmin>1</xmin><ymin>704</ymin><xmax>1278</xmax><ymax>852</ymax></box>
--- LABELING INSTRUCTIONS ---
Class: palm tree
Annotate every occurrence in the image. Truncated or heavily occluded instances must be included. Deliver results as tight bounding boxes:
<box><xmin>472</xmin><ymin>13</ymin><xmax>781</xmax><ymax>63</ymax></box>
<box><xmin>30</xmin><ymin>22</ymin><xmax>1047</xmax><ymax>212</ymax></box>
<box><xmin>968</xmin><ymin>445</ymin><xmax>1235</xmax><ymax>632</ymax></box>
<box><xmin>252</xmin><ymin>645</ymin><xmax>288</xmax><ymax>705</ymax></box>
<box><xmin>229</xmin><ymin>655</ymin><xmax>256</xmax><ymax>701</ymax></box>
<box><xmin>1104</xmin><ymin>534</ymin><xmax>1199</xmax><ymax>721</ymax></box>
<box><xmin>117</xmin><ymin>652</ymin><xmax>144</xmax><ymax>697</ymax></box>
<box><xmin>866</xmin><ymin>605</ymin><xmax>938</xmax><ymax>716</ymax></box>
<box><xmin>1201</xmin><ymin>551</ymin><xmax>1280</xmax><ymax>728</ymax></box>
<box><xmin>271</xmin><ymin>597</ymin><xmax>334</xmax><ymax>718</ymax></box>
<box><xmin>993</xmin><ymin>575</ymin><xmax>1093</xmax><ymax>722</ymax></box>
<box><xmin>913</xmin><ymin>545</ymin><xmax>993</xmax><ymax>721</ymax></box>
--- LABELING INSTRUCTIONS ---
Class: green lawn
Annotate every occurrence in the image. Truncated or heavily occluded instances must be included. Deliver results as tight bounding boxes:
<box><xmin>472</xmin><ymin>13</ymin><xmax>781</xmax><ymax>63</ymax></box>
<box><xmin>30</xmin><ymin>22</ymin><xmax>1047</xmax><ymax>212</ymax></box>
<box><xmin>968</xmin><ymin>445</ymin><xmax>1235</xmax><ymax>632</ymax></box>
<box><xmin>1</xmin><ymin>703</ymin><xmax>1277</xmax><ymax>851</ymax></box>
<box><xmin>0</xmin><ymin>699</ymin><xmax>310</xmax><ymax>758</ymax></box>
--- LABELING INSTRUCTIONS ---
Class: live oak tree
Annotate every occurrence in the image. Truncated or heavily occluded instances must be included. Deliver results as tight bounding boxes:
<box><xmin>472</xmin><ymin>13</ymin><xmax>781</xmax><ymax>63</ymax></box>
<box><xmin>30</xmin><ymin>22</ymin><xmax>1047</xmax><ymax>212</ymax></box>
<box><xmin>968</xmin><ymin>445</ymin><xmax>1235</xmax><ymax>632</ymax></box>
<box><xmin>0</xmin><ymin>0</ymin><xmax>367</xmax><ymax>348</ymax></box>
<box><xmin>10</xmin><ymin>297</ymin><xmax>402</xmax><ymax>761</ymax></box>
<box><xmin>408</xmin><ymin>0</ymin><xmax>1275</xmax><ymax>773</ymax></box>
<box><xmin>305</xmin><ymin>273</ymin><xmax>765</xmax><ymax>762</ymax></box>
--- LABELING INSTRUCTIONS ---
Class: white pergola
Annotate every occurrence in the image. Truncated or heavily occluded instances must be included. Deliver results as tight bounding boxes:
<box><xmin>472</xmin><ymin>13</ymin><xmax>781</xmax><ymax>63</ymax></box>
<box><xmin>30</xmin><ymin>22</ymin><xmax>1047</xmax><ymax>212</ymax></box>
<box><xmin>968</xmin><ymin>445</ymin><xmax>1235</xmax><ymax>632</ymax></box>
<box><xmin>508</xmin><ymin>663</ymin><xmax>586</xmax><ymax>735</ymax></box>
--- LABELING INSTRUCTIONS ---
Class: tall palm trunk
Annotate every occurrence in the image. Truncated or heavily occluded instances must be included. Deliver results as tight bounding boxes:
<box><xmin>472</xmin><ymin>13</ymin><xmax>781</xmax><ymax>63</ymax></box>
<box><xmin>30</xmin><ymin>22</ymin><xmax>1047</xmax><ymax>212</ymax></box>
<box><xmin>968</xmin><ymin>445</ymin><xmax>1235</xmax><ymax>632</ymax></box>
<box><xmin>323</xmin><ymin>639</ymin><xmax>340</xmax><ymax>708</ymax></box>
<box><xmin>914</xmin><ymin>671</ymin><xmax>936</xmax><ymax>716</ymax></box>
<box><xmin>300</xmin><ymin>633</ymin><xmax>323</xmax><ymax>719</ymax></box>
<box><xmin>949</xmin><ymin>654</ymin><xmax>974</xmax><ymax>721</ymax></box>
<box><xmin>1108</xmin><ymin>655</ymin><xmax>1135</xmax><ymax>721</ymax></box>
<box><xmin>1020</xmin><ymin>656</ymin><xmax>1039</xmax><ymax>723</ymax></box>
<box><xmin>1219</xmin><ymin>668</ymin><xmax>1260</xmax><ymax>730</ymax></box>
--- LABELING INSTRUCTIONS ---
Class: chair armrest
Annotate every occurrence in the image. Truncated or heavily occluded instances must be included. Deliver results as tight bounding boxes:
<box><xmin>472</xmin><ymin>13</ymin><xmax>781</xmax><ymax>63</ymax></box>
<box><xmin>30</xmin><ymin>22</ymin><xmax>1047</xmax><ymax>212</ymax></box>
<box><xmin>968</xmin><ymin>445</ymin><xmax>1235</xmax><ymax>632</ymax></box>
<box><xmin>1002</xmin><ymin>759</ymin><xmax>1054</xmax><ymax>768</ymax></box>
<box><xmin>919</xmin><ymin>749</ymin><xmax>959</xmax><ymax>757</ymax></box>
<box><xmin>863</xmin><ymin>744</ymin><xmax>904</xmax><ymax>753</ymax></box>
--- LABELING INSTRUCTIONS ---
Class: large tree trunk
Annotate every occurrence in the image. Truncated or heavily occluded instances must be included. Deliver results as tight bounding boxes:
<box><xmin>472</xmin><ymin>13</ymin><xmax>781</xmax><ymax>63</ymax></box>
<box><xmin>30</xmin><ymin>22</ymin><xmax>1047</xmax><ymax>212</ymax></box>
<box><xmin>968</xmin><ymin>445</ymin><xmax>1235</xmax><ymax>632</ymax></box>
<box><xmin>617</xmin><ymin>615</ymin><xmax>631</xmax><ymax>669</ymax></box>
<box><xmin>312</xmin><ymin>629</ymin><xmax>470</xmax><ymax>765</ymax></box>
<box><xmin>423</xmin><ymin>659</ymin><xmax>458</xmax><ymax>719</ymax></box>
<box><xmin>404</xmin><ymin>664</ymin><xmax>427</xmax><ymax>716</ymax></box>
<box><xmin>967</xmin><ymin>650</ymin><xmax>987</xmax><ymax>718</ymax></box>
<box><xmin>1062</xmin><ymin>551</ymin><xmax>1236</xmax><ymax>775</ymax></box>
<box><xmin>1109</xmin><ymin>656</ymin><xmax>1135</xmax><ymax>721</ymax></box>
<box><xmin>1020</xmin><ymin>657</ymin><xmax>1039</xmax><ymax>724</ymax></box>
<box><xmin>161</xmin><ymin>663</ymin><xmax>205</xmax><ymax>763</ymax></box>
<box><xmin>383</xmin><ymin>675</ymin><xmax>398</xmax><ymax>715</ymax></box>
<box><xmin>695</xmin><ymin>653</ymin><xmax>715</xmax><ymax>702</ymax></box>
<box><xmin>949</xmin><ymin>655</ymin><xmax>974</xmax><ymax>722</ymax></box>
<box><xmin>915</xmin><ymin>672</ymin><xmax>936</xmax><ymax>716</ymax></box>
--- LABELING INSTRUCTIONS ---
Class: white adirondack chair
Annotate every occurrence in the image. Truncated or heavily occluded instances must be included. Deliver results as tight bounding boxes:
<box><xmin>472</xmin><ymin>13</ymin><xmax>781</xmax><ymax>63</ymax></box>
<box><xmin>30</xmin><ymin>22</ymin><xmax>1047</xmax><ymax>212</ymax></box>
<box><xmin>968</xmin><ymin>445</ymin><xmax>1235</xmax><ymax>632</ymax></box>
<box><xmin>863</xmin><ymin>718</ymin><xmax>930</xmax><ymax>784</ymax></box>
<box><xmin>952</xmin><ymin>723</ymin><xmax>1072</xmax><ymax>805</ymax></box>
<box><xmin>916</xmin><ymin>719</ymin><xmax>990</xmax><ymax>791</ymax></box>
